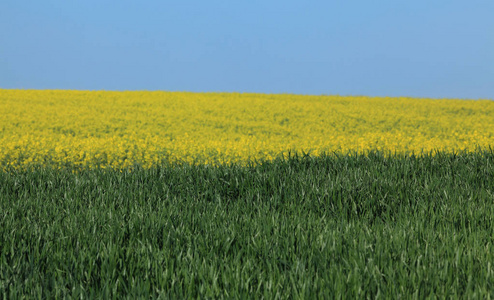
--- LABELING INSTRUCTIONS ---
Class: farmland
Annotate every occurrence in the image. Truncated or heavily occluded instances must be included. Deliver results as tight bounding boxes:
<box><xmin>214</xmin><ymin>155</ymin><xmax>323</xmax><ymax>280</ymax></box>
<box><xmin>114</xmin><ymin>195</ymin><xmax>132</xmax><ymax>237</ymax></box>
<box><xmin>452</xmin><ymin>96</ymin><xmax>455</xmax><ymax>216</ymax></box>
<box><xmin>1</xmin><ymin>89</ymin><xmax>493</xmax><ymax>170</ymax></box>
<box><xmin>1</xmin><ymin>89</ymin><xmax>494</xmax><ymax>298</ymax></box>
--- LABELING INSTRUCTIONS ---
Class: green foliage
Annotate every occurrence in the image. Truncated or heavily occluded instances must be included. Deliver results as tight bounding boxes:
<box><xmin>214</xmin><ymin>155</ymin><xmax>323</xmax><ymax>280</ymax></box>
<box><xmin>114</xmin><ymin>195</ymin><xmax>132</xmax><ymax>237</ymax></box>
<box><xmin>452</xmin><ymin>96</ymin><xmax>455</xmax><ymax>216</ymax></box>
<box><xmin>1</xmin><ymin>150</ymin><xmax>494</xmax><ymax>298</ymax></box>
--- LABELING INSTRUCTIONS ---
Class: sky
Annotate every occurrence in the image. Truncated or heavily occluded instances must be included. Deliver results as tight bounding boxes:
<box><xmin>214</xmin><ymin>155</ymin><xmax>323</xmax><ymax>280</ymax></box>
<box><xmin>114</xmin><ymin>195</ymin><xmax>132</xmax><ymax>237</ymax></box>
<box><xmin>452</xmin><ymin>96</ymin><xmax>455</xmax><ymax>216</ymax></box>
<box><xmin>1</xmin><ymin>0</ymin><xmax>493</xmax><ymax>99</ymax></box>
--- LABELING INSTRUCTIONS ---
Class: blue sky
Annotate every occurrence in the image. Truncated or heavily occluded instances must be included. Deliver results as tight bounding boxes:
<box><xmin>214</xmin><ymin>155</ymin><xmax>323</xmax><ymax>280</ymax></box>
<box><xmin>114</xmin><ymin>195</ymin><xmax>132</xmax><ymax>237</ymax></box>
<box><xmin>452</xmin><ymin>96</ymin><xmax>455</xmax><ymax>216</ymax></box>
<box><xmin>1</xmin><ymin>0</ymin><xmax>493</xmax><ymax>99</ymax></box>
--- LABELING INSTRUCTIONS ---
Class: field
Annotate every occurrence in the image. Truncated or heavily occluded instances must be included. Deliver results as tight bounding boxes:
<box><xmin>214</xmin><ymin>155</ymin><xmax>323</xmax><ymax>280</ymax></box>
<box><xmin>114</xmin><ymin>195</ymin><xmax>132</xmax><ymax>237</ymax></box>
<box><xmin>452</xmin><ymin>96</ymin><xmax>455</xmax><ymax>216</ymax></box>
<box><xmin>1</xmin><ymin>89</ymin><xmax>493</xmax><ymax>169</ymax></box>
<box><xmin>1</xmin><ymin>89</ymin><xmax>494</xmax><ymax>298</ymax></box>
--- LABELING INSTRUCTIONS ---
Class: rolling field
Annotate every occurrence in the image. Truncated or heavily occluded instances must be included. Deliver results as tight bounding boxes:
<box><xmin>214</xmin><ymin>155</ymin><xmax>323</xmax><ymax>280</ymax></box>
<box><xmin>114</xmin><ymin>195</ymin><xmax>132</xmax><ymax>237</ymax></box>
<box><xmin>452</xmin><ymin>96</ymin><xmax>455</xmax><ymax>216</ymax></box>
<box><xmin>1</xmin><ymin>89</ymin><xmax>494</xmax><ymax>298</ymax></box>
<box><xmin>1</xmin><ymin>89</ymin><xmax>493</xmax><ymax>169</ymax></box>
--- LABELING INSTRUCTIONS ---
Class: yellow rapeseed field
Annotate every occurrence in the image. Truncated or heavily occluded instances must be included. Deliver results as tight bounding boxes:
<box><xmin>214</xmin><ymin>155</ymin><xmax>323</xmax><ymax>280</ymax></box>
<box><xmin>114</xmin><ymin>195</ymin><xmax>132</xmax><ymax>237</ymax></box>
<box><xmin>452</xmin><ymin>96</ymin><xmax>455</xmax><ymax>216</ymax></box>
<box><xmin>1</xmin><ymin>89</ymin><xmax>493</xmax><ymax>169</ymax></box>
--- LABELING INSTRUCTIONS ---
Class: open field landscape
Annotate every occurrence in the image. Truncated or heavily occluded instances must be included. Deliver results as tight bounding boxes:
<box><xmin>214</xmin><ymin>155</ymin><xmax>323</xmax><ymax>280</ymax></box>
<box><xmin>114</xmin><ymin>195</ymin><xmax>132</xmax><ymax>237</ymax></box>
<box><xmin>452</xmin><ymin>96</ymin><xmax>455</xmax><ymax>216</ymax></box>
<box><xmin>1</xmin><ymin>89</ymin><xmax>493</xmax><ymax>170</ymax></box>
<box><xmin>1</xmin><ymin>89</ymin><xmax>494</xmax><ymax>298</ymax></box>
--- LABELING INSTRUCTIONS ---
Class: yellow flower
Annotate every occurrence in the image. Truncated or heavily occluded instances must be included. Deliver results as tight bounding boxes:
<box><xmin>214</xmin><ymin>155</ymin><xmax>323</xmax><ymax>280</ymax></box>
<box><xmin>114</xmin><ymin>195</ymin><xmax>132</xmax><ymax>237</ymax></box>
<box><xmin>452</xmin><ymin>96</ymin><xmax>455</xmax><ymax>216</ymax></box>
<box><xmin>0</xmin><ymin>89</ymin><xmax>493</xmax><ymax>170</ymax></box>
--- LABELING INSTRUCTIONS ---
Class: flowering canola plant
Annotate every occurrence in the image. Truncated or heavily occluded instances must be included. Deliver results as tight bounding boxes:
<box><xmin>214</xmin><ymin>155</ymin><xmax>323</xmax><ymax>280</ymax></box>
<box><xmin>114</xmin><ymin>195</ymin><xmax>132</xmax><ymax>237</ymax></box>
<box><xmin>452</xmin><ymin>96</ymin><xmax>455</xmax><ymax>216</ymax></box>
<box><xmin>1</xmin><ymin>89</ymin><xmax>493</xmax><ymax>170</ymax></box>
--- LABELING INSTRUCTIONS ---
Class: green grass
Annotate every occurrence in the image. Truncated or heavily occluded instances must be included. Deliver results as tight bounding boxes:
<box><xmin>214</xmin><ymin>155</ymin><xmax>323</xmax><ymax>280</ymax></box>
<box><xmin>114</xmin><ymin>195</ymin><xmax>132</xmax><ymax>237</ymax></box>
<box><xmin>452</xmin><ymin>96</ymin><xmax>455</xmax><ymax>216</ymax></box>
<box><xmin>1</xmin><ymin>150</ymin><xmax>494</xmax><ymax>298</ymax></box>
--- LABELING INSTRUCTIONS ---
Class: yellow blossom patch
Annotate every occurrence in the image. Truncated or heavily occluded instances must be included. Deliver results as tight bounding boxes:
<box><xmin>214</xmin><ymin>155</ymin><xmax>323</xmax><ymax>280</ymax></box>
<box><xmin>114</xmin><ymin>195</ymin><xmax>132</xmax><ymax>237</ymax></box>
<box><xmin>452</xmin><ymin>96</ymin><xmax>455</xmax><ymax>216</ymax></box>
<box><xmin>1</xmin><ymin>89</ymin><xmax>493</xmax><ymax>169</ymax></box>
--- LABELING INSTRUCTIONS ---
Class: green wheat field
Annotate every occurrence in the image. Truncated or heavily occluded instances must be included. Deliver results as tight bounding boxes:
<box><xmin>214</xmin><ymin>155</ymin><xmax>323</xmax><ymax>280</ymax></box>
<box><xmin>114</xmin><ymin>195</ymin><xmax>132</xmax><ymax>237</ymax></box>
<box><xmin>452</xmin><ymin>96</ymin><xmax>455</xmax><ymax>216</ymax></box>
<box><xmin>2</xmin><ymin>151</ymin><xmax>493</xmax><ymax>298</ymax></box>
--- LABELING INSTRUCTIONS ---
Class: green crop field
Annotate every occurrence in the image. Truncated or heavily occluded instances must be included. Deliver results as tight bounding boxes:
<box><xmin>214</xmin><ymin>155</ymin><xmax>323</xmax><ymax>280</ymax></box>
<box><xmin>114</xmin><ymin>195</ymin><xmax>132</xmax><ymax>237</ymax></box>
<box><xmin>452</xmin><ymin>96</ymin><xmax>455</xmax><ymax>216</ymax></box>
<box><xmin>1</xmin><ymin>150</ymin><xmax>493</xmax><ymax>298</ymax></box>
